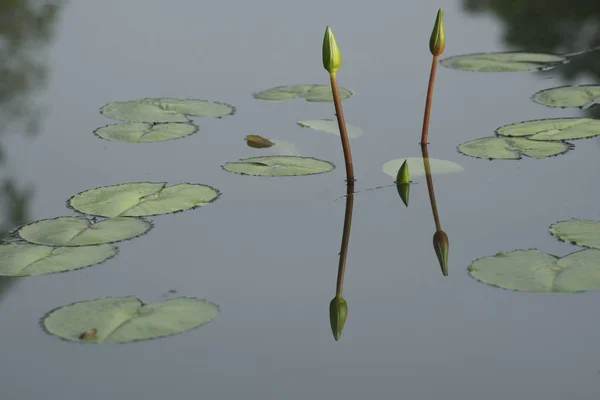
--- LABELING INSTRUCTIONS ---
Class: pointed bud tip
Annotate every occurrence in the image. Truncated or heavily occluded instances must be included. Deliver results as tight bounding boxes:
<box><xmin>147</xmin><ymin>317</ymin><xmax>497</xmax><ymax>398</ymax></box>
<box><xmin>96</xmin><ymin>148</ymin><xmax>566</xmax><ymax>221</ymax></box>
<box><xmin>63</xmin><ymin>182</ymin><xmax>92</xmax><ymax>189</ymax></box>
<box><xmin>429</xmin><ymin>9</ymin><xmax>445</xmax><ymax>57</ymax></box>
<box><xmin>396</xmin><ymin>160</ymin><xmax>410</xmax><ymax>184</ymax></box>
<box><xmin>322</xmin><ymin>26</ymin><xmax>342</xmax><ymax>74</ymax></box>
<box><xmin>433</xmin><ymin>230</ymin><xmax>449</xmax><ymax>276</ymax></box>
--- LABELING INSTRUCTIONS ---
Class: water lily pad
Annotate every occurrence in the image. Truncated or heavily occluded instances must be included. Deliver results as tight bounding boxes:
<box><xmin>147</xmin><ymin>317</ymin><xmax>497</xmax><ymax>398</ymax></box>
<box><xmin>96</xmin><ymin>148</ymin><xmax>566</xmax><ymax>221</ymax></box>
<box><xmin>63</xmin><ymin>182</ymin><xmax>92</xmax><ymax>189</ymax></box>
<box><xmin>18</xmin><ymin>216</ymin><xmax>152</xmax><ymax>247</ymax></box>
<box><xmin>468</xmin><ymin>248</ymin><xmax>600</xmax><ymax>292</ymax></box>
<box><xmin>222</xmin><ymin>156</ymin><xmax>334</xmax><ymax>176</ymax></box>
<box><xmin>297</xmin><ymin>119</ymin><xmax>363</xmax><ymax>138</ymax></box>
<box><xmin>101</xmin><ymin>98</ymin><xmax>235</xmax><ymax>123</ymax></box>
<box><xmin>382</xmin><ymin>157</ymin><xmax>463</xmax><ymax>179</ymax></box>
<box><xmin>532</xmin><ymin>85</ymin><xmax>600</xmax><ymax>109</ymax></box>
<box><xmin>550</xmin><ymin>219</ymin><xmax>600</xmax><ymax>249</ymax></box>
<box><xmin>253</xmin><ymin>85</ymin><xmax>353</xmax><ymax>102</ymax></box>
<box><xmin>496</xmin><ymin>118</ymin><xmax>600</xmax><ymax>141</ymax></box>
<box><xmin>94</xmin><ymin>122</ymin><xmax>198</xmax><ymax>143</ymax></box>
<box><xmin>440</xmin><ymin>52</ymin><xmax>566</xmax><ymax>72</ymax></box>
<box><xmin>457</xmin><ymin>137</ymin><xmax>570</xmax><ymax>159</ymax></box>
<box><xmin>0</xmin><ymin>242</ymin><xmax>117</xmax><ymax>276</ymax></box>
<box><xmin>43</xmin><ymin>296</ymin><xmax>218</xmax><ymax>344</ymax></box>
<box><xmin>69</xmin><ymin>182</ymin><xmax>220</xmax><ymax>218</ymax></box>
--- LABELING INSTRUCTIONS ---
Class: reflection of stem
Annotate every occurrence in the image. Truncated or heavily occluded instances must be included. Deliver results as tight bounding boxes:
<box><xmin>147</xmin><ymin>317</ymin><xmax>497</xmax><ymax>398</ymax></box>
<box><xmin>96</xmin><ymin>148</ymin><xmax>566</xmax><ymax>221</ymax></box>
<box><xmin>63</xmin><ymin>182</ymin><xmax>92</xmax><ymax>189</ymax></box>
<box><xmin>421</xmin><ymin>144</ymin><xmax>441</xmax><ymax>231</ymax></box>
<box><xmin>336</xmin><ymin>183</ymin><xmax>355</xmax><ymax>297</ymax></box>
<box><xmin>420</xmin><ymin>56</ymin><xmax>439</xmax><ymax>144</ymax></box>
<box><xmin>330</xmin><ymin>73</ymin><xmax>355</xmax><ymax>183</ymax></box>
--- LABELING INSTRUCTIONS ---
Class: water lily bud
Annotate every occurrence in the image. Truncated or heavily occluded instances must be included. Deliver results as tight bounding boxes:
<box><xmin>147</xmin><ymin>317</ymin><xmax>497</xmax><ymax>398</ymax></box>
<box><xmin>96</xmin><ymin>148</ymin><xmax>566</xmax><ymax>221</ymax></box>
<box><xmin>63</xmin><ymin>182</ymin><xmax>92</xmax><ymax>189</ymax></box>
<box><xmin>322</xmin><ymin>26</ymin><xmax>341</xmax><ymax>74</ymax></box>
<box><xmin>396</xmin><ymin>183</ymin><xmax>410</xmax><ymax>207</ymax></box>
<box><xmin>429</xmin><ymin>9</ymin><xmax>445</xmax><ymax>57</ymax></box>
<box><xmin>433</xmin><ymin>230</ymin><xmax>449</xmax><ymax>276</ymax></box>
<box><xmin>396</xmin><ymin>160</ymin><xmax>410</xmax><ymax>184</ymax></box>
<box><xmin>329</xmin><ymin>295</ymin><xmax>348</xmax><ymax>341</ymax></box>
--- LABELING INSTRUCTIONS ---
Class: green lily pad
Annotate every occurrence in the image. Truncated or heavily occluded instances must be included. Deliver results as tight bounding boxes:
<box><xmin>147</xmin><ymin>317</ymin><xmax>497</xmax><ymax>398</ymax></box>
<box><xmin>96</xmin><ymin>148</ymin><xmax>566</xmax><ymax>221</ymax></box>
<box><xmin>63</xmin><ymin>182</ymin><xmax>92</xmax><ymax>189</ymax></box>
<box><xmin>222</xmin><ymin>156</ymin><xmax>334</xmax><ymax>176</ymax></box>
<box><xmin>532</xmin><ymin>85</ymin><xmax>600</xmax><ymax>109</ymax></box>
<box><xmin>468</xmin><ymin>248</ymin><xmax>600</xmax><ymax>293</ymax></box>
<box><xmin>457</xmin><ymin>137</ymin><xmax>570</xmax><ymax>159</ymax></box>
<box><xmin>297</xmin><ymin>119</ymin><xmax>363</xmax><ymax>139</ymax></box>
<box><xmin>382</xmin><ymin>157</ymin><xmax>463</xmax><ymax>179</ymax></box>
<box><xmin>253</xmin><ymin>85</ymin><xmax>353</xmax><ymax>102</ymax></box>
<box><xmin>496</xmin><ymin>118</ymin><xmax>600</xmax><ymax>141</ymax></box>
<box><xmin>69</xmin><ymin>182</ymin><xmax>220</xmax><ymax>218</ymax></box>
<box><xmin>550</xmin><ymin>219</ymin><xmax>600</xmax><ymax>249</ymax></box>
<box><xmin>18</xmin><ymin>216</ymin><xmax>152</xmax><ymax>247</ymax></box>
<box><xmin>94</xmin><ymin>122</ymin><xmax>198</xmax><ymax>143</ymax></box>
<box><xmin>43</xmin><ymin>296</ymin><xmax>218</xmax><ymax>344</ymax></box>
<box><xmin>440</xmin><ymin>52</ymin><xmax>566</xmax><ymax>72</ymax></box>
<box><xmin>101</xmin><ymin>98</ymin><xmax>235</xmax><ymax>123</ymax></box>
<box><xmin>0</xmin><ymin>242</ymin><xmax>117</xmax><ymax>276</ymax></box>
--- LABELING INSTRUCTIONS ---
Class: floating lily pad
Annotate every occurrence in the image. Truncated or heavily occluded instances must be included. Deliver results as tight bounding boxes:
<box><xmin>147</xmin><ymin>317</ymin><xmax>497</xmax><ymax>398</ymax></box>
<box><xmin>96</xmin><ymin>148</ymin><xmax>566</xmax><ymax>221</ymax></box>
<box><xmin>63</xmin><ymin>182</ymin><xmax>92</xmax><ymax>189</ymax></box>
<box><xmin>253</xmin><ymin>85</ymin><xmax>353</xmax><ymax>102</ymax></box>
<box><xmin>468</xmin><ymin>248</ymin><xmax>600</xmax><ymax>292</ymax></box>
<box><xmin>550</xmin><ymin>219</ymin><xmax>600</xmax><ymax>249</ymax></box>
<box><xmin>18</xmin><ymin>216</ymin><xmax>152</xmax><ymax>247</ymax></box>
<box><xmin>43</xmin><ymin>296</ymin><xmax>218</xmax><ymax>344</ymax></box>
<box><xmin>532</xmin><ymin>85</ymin><xmax>600</xmax><ymax>109</ymax></box>
<box><xmin>440</xmin><ymin>52</ymin><xmax>566</xmax><ymax>72</ymax></box>
<box><xmin>496</xmin><ymin>118</ymin><xmax>600</xmax><ymax>141</ymax></box>
<box><xmin>94</xmin><ymin>122</ymin><xmax>198</xmax><ymax>143</ymax></box>
<box><xmin>69</xmin><ymin>182</ymin><xmax>220</xmax><ymax>218</ymax></box>
<box><xmin>458</xmin><ymin>137</ymin><xmax>570</xmax><ymax>159</ymax></box>
<box><xmin>297</xmin><ymin>119</ymin><xmax>363</xmax><ymax>139</ymax></box>
<box><xmin>0</xmin><ymin>242</ymin><xmax>117</xmax><ymax>276</ymax></box>
<box><xmin>222</xmin><ymin>156</ymin><xmax>334</xmax><ymax>176</ymax></box>
<box><xmin>101</xmin><ymin>98</ymin><xmax>235</xmax><ymax>123</ymax></box>
<box><xmin>382</xmin><ymin>157</ymin><xmax>463</xmax><ymax>179</ymax></box>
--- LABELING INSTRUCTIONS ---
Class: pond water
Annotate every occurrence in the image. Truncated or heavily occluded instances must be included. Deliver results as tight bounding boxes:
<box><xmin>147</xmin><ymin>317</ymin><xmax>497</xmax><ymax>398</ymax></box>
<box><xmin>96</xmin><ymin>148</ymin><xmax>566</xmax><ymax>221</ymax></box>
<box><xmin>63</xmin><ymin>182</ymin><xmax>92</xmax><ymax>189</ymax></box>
<box><xmin>2</xmin><ymin>0</ymin><xmax>600</xmax><ymax>399</ymax></box>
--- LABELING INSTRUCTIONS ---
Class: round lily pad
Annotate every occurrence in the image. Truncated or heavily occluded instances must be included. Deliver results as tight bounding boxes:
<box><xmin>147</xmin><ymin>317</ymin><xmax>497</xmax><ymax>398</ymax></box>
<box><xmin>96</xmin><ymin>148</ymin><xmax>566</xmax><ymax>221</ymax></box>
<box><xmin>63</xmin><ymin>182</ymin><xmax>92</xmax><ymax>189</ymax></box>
<box><xmin>440</xmin><ymin>52</ymin><xmax>566</xmax><ymax>72</ymax></box>
<box><xmin>297</xmin><ymin>119</ymin><xmax>363</xmax><ymax>138</ymax></box>
<box><xmin>43</xmin><ymin>296</ymin><xmax>218</xmax><ymax>344</ymax></box>
<box><xmin>457</xmin><ymin>137</ymin><xmax>570</xmax><ymax>159</ymax></box>
<box><xmin>496</xmin><ymin>118</ymin><xmax>600</xmax><ymax>141</ymax></box>
<box><xmin>69</xmin><ymin>182</ymin><xmax>220</xmax><ymax>218</ymax></box>
<box><xmin>253</xmin><ymin>85</ymin><xmax>353</xmax><ymax>102</ymax></box>
<box><xmin>101</xmin><ymin>98</ymin><xmax>235</xmax><ymax>123</ymax></box>
<box><xmin>532</xmin><ymin>85</ymin><xmax>600</xmax><ymax>109</ymax></box>
<box><xmin>222</xmin><ymin>156</ymin><xmax>334</xmax><ymax>176</ymax></box>
<box><xmin>18</xmin><ymin>216</ymin><xmax>152</xmax><ymax>247</ymax></box>
<box><xmin>550</xmin><ymin>219</ymin><xmax>600</xmax><ymax>249</ymax></box>
<box><xmin>382</xmin><ymin>157</ymin><xmax>463</xmax><ymax>179</ymax></box>
<box><xmin>94</xmin><ymin>122</ymin><xmax>198</xmax><ymax>143</ymax></box>
<box><xmin>0</xmin><ymin>242</ymin><xmax>118</xmax><ymax>276</ymax></box>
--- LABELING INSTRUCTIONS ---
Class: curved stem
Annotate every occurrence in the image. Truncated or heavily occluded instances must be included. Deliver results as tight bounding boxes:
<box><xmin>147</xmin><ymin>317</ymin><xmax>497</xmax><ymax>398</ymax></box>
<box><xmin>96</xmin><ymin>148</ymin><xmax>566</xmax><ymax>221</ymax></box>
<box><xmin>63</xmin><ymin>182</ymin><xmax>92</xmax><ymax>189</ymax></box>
<box><xmin>330</xmin><ymin>73</ymin><xmax>355</xmax><ymax>183</ymax></box>
<box><xmin>421</xmin><ymin>144</ymin><xmax>441</xmax><ymax>231</ymax></box>
<box><xmin>421</xmin><ymin>55</ymin><xmax>439</xmax><ymax>144</ymax></box>
<box><xmin>336</xmin><ymin>183</ymin><xmax>355</xmax><ymax>297</ymax></box>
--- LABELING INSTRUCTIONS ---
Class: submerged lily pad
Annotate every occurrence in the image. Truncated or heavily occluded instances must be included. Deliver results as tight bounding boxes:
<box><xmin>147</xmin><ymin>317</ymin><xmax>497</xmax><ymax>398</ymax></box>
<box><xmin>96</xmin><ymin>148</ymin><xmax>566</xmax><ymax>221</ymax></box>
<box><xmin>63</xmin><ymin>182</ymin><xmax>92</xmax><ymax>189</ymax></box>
<box><xmin>550</xmin><ymin>219</ymin><xmax>600</xmax><ymax>249</ymax></box>
<box><xmin>101</xmin><ymin>98</ymin><xmax>235</xmax><ymax>123</ymax></box>
<box><xmin>440</xmin><ymin>52</ymin><xmax>566</xmax><ymax>72</ymax></box>
<box><xmin>18</xmin><ymin>216</ymin><xmax>152</xmax><ymax>247</ymax></box>
<box><xmin>69</xmin><ymin>182</ymin><xmax>220</xmax><ymax>218</ymax></box>
<box><xmin>468</xmin><ymin>248</ymin><xmax>600</xmax><ymax>292</ymax></box>
<box><xmin>43</xmin><ymin>296</ymin><xmax>218</xmax><ymax>344</ymax></box>
<box><xmin>382</xmin><ymin>158</ymin><xmax>463</xmax><ymax>179</ymax></box>
<box><xmin>297</xmin><ymin>119</ymin><xmax>363</xmax><ymax>138</ymax></box>
<box><xmin>253</xmin><ymin>85</ymin><xmax>353</xmax><ymax>102</ymax></box>
<box><xmin>532</xmin><ymin>85</ymin><xmax>600</xmax><ymax>109</ymax></box>
<box><xmin>458</xmin><ymin>137</ymin><xmax>570</xmax><ymax>159</ymax></box>
<box><xmin>223</xmin><ymin>156</ymin><xmax>334</xmax><ymax>176</ymax></box>
<box><xmin>0</xmin><ymin>243</ymin><xmax>117</xmax><ymax>276</ymax></box>
<box><xmin>496</xmin><ymin>118</ymin><xmax>600</xmax><ymax>141</ymax></box>
<box><xmin>94</xmin><ymin>122</ymin><xmax>198</xmax><ymax>143</ymax></box>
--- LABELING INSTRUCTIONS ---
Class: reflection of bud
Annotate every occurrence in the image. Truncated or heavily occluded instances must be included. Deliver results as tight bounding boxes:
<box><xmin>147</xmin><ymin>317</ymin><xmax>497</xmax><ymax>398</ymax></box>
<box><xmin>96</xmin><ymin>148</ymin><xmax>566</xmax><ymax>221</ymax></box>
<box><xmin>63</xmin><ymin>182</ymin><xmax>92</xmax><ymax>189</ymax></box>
<box><xmin>396</xmin><ymin>183</ymin><xmax>410</xmax><ymax>207</ymax></box>
<box><xmin>329</xmin><ymin>295</ymin><xmax>348</xmax><ymax>341</ymax></box>
<box><xmin>322</xmin><ymin>26</ymin><xmax>342</xmax><ymax>74</ymax></box>
<box><xmin>429</xmin><ymin>9</ymin><xmax>445</xmax><ymax>57</ymax></box>
<box><xmin>396</xmin><ymin>160</ymin><xmax>410</xmax><ymax>184</ymax></box>
<box><xmin>433</xmin><ymin>230</ymin><xmax>449</xmax><ymax>276</ymax></box>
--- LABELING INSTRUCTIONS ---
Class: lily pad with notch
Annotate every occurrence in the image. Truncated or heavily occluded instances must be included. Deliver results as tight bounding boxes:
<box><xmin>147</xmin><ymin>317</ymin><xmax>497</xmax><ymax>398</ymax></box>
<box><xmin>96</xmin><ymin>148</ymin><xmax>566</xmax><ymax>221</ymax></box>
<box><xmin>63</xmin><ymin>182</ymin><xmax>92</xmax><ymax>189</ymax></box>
<box><xmin>550</xmin><ymin>219</ymin><xmax>600</xmax><ymax>249</ymax></box>
<box><xmin>253</xmin><ymin>85</ymin><xmax>353</xmax><ymax>102</ymax></box>
<box><xmin>382</xmin><ymin>157</ymin><xmax>463</xmax><ymax>179</ymax></box>
<box><xmin>94</xmin><ymin>122</ymin><xmax>198</xmax><ymax>143</ymax></box>
<box><xmin>496</xmin><ymin>118</ymin><xmax>600</xmax><ymax>141</ymax></box>
<box><xmin>440</xmin><ymin>51</ymin><xmax>567</xmax><ymax>72</ymax></box>
<box><xmin>297</xmin><ymin>119</ymin><xmax>363</xmax><ymax>139</ymax></box>
<box><xmin>532</xmin><ymin>85</ymin><xmax>600</xmax><ymax>109</ymax></box>
<box><xmin>457</xmin><ymin>137</ymin><xmax>570</xmax><ymax>159</ymax></box>
<box><xmin>222</xmin><ymin>156</ymin><xmax>334</xmax><ymax>176</ymax></box>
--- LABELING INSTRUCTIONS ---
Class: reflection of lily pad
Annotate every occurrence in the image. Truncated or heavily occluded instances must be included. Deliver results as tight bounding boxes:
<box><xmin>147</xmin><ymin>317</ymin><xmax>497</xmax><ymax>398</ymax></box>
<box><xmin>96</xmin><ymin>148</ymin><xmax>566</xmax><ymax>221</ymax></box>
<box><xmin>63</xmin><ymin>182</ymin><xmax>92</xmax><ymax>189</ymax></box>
<box><xmin>440</xmin><ymin>52</ymin><xmax>566</xmax><ymax>72</ymax></box>
<box><xmin>532</xmin><ymin>85</ymin><xmax>600</xmax><ymax>109</ymax></box>
<box><xmin>0</xmin><ymin>243</ymin><xmax>117</xmax><ymax>276</ymax></box>
<box><xmin>550</xmin><ymin>219</ymin><xmax>600</xmax><ymax>249</ymax></box>
<box><xmin>468</xmin><ymin>248</ymin><xmax>600</xmax><ymax>293</ymax></box>
<box><xmin>223</xmin><ymin>156</ymin><xmax>334</xmax><ymax>176</ymax></box>
<box><xmin>94</xmin><ymin>122</ymin><xmax>198</xmax><ymax>143</ymax></box>
<box><xmin>43</xmin><ymin>296</ymin><xmax>218</xmax><ymax>344</ymax></box>
<box><xmin>496</xmin><ymin>118</ymin><xmax>600</xmax><ymax>141</ymax></box>
<box><xmin>101</xmin><ymin>98</ymin><xmax>235</xmax><ymax>123</ymax></box>
<box><xmin>253</xmin><ymin>85</ymin><xmax>353</xmax><ymax>102</ymax></box>
<box><xmin>69</xmin><ymin>182</ymin><xmax>220</xmax><ymax>218</ymax></box>
<box><xmin>458</xmin><ymin>137</ymin><xmax>570</xmax><ymax>159</ymax></box>
<box><xmin>297</xmin><ymin>119</ymin><xmax>363</xmax><ymax>138</ymax></box>
<box><xmin>18</xmin><ymin>216</ymin><xmax>152</xmax><ymax>247</ymax></box>
<box><xmin>382</xmin><ymin>158</ymin><xmax>463</xmax><ymax>179</ymax></box>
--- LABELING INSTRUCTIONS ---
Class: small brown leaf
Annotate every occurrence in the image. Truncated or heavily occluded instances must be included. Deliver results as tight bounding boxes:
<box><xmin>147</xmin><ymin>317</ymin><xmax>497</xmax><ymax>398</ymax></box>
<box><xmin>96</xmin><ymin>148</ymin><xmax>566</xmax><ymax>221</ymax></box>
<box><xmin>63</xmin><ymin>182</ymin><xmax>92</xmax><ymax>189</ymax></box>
<box><xmin>246</xmin><ymin>134</ymin><xmax>274</xmax><ymax>149</ymax></box>
<box><xmin>79</xmin><ymin>328</ymin><xmax>98</xmax><ymax>340</ymax></box>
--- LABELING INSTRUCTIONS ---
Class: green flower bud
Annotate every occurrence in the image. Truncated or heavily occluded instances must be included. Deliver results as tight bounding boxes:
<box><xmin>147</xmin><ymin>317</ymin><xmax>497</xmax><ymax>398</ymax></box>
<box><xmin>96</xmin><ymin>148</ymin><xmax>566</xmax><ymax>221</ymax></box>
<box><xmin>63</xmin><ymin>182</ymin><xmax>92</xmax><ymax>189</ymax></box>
<box><xmin>396</xmin><ymin>159</ymin><xmax>410</xmax><ymax>184</ymax></box>
<box><xmin>329</xmin><ymin>295</ymin><xmax>348</xmax><ymax>341</ymax></box>
<box><xmin>322</xmin><ymin>26</ymin><xmax>342</xmax><ymax>74</ymax></box>
<box><xmin>433</xmin><ymin>230</ymin><xmax>449</xmax><ymax>276</ymax></box>
<box><xmin>429</xmin><ymin>9</ymin><xmax>445</xmax><ymax>57</ymax></box>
